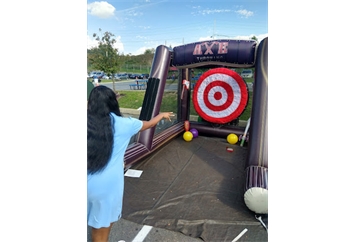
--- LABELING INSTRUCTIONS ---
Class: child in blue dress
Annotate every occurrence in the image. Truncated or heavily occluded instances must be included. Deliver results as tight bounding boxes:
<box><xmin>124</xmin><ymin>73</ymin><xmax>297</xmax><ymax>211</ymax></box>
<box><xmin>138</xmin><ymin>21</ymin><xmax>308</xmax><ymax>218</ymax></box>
<box><xmin>87</xmin><ymin>86</ymin><xmax>173</xmax><ymax>241</ymax></box>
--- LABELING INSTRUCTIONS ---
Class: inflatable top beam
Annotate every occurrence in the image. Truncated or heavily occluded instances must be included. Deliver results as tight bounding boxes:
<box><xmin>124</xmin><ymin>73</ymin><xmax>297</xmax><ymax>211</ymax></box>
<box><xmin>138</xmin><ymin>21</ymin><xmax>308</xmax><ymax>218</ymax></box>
<box><xmin>172</xmin><ymin>39</ymin><xmax>257</xmax><ymax>69</ymax></box>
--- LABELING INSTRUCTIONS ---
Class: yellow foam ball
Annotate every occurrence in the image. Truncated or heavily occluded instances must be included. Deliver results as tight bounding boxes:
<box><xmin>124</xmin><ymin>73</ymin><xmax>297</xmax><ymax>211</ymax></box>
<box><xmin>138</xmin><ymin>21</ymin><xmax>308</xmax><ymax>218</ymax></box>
<box><xmin>227</xmin><ymin>133</ymin><xmax>238</xmax><ymax>145</ymax></box>
<box><xmin>183</xmin><ymin>131</ymin><xmax>193</xmax><ymax>142</ymax></box>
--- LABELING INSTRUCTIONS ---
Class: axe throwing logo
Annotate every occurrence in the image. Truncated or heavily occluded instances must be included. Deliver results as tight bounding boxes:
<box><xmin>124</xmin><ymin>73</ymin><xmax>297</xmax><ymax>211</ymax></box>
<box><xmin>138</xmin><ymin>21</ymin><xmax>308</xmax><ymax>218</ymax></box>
<box><xmin>193</xmin><ymin>67</ymin><xmax>248</xmax><ymax>124</ymax></box>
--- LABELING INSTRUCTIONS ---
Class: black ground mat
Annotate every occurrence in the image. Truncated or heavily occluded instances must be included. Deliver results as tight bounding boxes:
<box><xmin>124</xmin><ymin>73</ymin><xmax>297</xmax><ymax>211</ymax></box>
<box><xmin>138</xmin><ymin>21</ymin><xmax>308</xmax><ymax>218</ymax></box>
<box><xmin>123</xmin><ymin>136</ymin><xmax>268</xmax><ymax>241</ymax></box>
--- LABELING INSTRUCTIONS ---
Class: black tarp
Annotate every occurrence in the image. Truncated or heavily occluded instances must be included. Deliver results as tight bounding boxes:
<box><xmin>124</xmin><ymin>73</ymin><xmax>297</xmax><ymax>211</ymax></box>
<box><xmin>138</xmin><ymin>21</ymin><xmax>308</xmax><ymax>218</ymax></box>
<box><xmin>123</xmin><ymin>136</ymin><xmax>267</xmax><ymax>241</ymax></box>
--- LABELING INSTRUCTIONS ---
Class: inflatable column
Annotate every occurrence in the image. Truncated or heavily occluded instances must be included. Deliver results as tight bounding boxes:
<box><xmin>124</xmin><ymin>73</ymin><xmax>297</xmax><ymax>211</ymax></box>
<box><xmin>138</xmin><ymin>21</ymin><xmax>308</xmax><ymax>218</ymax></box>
<box><xmin>244</xmin><ymin>37</ymin><xmax>268</xmax><ymax>214</ymax></box>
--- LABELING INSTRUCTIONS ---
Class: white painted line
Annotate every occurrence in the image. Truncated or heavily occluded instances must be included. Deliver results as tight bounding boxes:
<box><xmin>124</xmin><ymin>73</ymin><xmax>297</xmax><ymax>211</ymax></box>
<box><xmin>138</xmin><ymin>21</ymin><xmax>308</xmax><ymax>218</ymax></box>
<box><xmin>131</xmin><ymin>225</ymin><xmax>153</xmax><ymax>242</ymax></box>
<box><xmin>124</xmin><ymin>169</ymin><xmax>143</xmax><ymax>178</ymax></box>
<box><xmin>231</xmin><ymin>228</ymin><xmax>248</xmax><ymax>242</ymax></box>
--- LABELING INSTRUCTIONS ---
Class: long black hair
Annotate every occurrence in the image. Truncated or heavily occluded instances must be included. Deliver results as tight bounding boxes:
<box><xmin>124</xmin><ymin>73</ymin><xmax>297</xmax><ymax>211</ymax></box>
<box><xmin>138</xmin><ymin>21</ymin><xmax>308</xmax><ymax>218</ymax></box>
<box><xmin>87</xmin><ymin>86</ymin><xmax>122</xmax><ymax>174</ymax></box>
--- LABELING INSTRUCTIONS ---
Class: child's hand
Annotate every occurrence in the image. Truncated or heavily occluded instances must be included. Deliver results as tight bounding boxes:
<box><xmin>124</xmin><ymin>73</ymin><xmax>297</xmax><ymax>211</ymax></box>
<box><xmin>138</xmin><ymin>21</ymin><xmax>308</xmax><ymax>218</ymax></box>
<box><xmin>162</xmin><ymin>112</ymin><xmax>174</xmax><ymax>121</ymax></box>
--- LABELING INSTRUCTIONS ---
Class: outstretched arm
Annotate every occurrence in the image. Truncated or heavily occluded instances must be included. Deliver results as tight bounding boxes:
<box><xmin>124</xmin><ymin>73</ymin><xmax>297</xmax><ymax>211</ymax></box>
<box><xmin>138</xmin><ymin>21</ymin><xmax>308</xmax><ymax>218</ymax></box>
<box><xmin>140</xmin><ymin>112</ymin><xmax>175</xmax><ymax>131</ymax></box>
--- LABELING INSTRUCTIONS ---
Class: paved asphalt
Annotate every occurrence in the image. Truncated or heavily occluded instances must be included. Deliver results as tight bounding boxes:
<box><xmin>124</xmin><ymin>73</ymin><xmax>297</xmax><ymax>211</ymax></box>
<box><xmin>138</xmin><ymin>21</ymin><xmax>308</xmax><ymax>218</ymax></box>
<box><xmin>87</xmin><ymin>219</ymin><xmax>203</xmax><ymax>242</ymax></box>
<box><xmin>99</xmin><ymin>79</ymin><xmax>253</xmax><ymax>92</ymax></box>
<box><xmin>100</xmin><ymin>79</ymin><xmax>178</xmax><ymax>91</ymax></box>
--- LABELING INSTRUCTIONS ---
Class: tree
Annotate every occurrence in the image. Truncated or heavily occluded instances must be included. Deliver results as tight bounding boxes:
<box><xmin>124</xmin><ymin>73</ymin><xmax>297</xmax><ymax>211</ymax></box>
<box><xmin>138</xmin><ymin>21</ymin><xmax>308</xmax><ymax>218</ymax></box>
<box><xmin>144</xmin><ymin>48</ymin><xmax>155</xmax><ymax>55</ymax></box>
<box><xmin>142</xmin><ymin>48</ymin><xmax>155</xmax><ymax>66</ymax></box>
<box><xmin>87</xmin><ymin>28</ymin><xmax>120</xmax><ymax>92</ymax></box>
<box><xmin>251</xmin><ymin>35</ymin><xmax>258</xmax><ymax>42</ymax></box>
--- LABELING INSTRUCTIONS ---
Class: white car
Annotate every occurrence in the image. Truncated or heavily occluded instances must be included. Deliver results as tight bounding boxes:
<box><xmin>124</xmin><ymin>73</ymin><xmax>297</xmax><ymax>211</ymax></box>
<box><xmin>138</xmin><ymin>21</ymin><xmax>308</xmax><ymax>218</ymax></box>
<box><xmin>241</xmin><ymin>69</ymin><xmax>253</xmax><ymax>78</ymax></box>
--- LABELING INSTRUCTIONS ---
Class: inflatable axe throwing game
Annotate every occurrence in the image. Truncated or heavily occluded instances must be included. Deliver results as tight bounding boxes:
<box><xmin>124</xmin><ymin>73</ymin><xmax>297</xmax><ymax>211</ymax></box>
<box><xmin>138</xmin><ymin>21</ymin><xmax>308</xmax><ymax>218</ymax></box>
<box><xmin>123</xmin><ymin>39</ymin><xmax>268</xmax><ymax>222</ymax></box>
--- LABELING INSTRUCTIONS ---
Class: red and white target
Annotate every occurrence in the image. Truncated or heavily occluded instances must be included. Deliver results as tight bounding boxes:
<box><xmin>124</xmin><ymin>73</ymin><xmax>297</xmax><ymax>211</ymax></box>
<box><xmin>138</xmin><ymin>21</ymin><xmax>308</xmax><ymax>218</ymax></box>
<box><xmin>193</xmin><ymin>68</ymin><xmax>248</xmax><ymax>124</ymax></box>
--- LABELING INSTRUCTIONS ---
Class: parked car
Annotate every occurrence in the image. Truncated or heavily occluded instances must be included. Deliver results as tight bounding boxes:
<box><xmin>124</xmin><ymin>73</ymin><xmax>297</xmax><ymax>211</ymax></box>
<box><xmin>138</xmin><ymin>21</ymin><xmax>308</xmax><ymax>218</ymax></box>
<box><xmin>88</xmin><ymin>71</ymin><xmax>97</xmax><ymax>78</ymax></box>
<box><xmin>112</xmin><ymin>74</ymin><xmax>120</xmax><ymax>80</ymax></box>
<box><xmin>114</xmin><ymin>73</ymin><xmax>128</xmax><ymax>80</ymax></box>
<box><xmin>141</xmin><ymin>73</ymin><xmax>149</xmax><ymax>79</ymax></box>
<box><xmin>91</xmin><ymin>71</ymin><xmax>105</xmax><ymax>79</ymax></box>
<box><xmin>120</xmin><ymin>74</ymin><xmax>129</xmax><ymax>79</ymax></box>
<box><xmin>241</xmin><ymin>69</ymin><xmax>253</xmax><ymax>78</ymax></box>
<box><xmin>129</xmin><ymin>73</ymin><xmax>141</xmax><ymax>79</ymax></box>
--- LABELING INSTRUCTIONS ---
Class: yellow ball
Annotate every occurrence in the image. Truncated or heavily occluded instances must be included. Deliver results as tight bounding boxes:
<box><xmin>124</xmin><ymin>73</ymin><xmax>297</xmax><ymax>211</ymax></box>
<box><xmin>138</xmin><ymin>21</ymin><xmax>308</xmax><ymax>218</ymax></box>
<box><xmin>183</xmin><ymin>131</ymin><xmax>193</xmax><ymax>142</ymax></box>
<box><xmin>227</xmin><ymin>133</ymin><xmax>238</xmax><ymax>145</ymax></box>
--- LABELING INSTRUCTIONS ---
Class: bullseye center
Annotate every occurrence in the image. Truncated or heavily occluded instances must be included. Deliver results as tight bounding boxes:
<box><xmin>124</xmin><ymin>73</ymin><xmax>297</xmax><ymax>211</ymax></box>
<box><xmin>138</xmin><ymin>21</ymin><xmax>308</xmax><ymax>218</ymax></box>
<box><xmin>214</xmin><ymin>91</ymin><xmax>222</xmax><ymax>100</ymax></box>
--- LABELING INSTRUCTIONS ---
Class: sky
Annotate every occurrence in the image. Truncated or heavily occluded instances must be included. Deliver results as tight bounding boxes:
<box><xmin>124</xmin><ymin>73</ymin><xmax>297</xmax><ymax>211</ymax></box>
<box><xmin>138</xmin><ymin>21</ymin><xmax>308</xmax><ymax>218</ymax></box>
<box><xmin>87</xmin><ymin>0</ymin><xmax>268</xmax><ymax>55</ymax></box>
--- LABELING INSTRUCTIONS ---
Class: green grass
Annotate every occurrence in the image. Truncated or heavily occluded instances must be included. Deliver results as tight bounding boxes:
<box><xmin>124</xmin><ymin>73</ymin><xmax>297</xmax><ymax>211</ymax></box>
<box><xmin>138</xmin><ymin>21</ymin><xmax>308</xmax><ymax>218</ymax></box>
<box><xmin>117</xmin><ymin>90</ymin><xmax>253</xmax><ymax>122</ymax></box>
<box><xmin>240</xmin><ymin>91</ymin><xmax>253</xmax><ymax>121</ymax></box>
<box><xmin>117</xmin><ymin>90</ymin><xmax>146</xmax><ymax>109</ymax></box>
<box><xmin>159</xmin><ymin>91</ymin><xmax>179</xmax><ymax>112</ymax></box>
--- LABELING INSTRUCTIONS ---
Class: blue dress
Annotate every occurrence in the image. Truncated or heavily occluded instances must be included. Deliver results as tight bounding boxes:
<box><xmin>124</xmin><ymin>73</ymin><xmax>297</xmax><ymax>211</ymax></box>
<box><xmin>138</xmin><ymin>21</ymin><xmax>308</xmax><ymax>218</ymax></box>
<box><xmin>87</xmin><ymin>114</ymin><xmax>143</xmax><ymax>229</ymax></box>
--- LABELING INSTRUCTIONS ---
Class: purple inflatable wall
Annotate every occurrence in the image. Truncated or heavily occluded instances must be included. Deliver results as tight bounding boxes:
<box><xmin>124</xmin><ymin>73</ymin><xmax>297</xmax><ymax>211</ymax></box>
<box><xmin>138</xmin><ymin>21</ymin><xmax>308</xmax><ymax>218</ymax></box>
<box><xmin>173</xmin><ymin>39</ymin><xmax>256</xmax><ymax>68</ymax></box>
<box><xmin>244</xmin><ymin>37</ymin><xmax>268</xmax><ymax>214</ymax></box>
